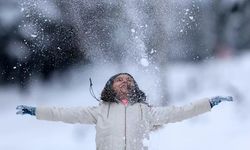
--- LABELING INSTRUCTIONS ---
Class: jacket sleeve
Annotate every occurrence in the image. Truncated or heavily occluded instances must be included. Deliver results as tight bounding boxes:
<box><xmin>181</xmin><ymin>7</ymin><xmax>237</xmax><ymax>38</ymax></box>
<box><xmin>149</xmin><ymin>98</ymin><xmax>211</xmax><ymax>126</ymax></box>
<box><xmin>36</xmin><ymin>106</ymin><xmax>99</xmax><ymax>124</ymax></box>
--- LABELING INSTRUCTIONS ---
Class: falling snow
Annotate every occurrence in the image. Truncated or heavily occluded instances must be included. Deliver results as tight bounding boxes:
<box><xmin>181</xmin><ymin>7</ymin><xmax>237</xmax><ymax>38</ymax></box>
<box><xmin>140</xmin><ymin>58</ymin><xmax>149</xmax><ymax>67</ymax></box>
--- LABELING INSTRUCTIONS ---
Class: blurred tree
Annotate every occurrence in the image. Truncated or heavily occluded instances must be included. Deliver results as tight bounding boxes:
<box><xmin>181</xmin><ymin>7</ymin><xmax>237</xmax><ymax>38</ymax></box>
<box><xmin>203</xmin><ymin>0</ymin><xmax>250</xmax><ymax>58</ymax></box>
<box><xmin>0</xmin><ymin>0</ymin><xmax>86</xmax><ymax>88</ymax></box>
<box><xmin>233</xmin><ymin>0</ymin><xmax>250</xmax><ymax>50</ymax></box>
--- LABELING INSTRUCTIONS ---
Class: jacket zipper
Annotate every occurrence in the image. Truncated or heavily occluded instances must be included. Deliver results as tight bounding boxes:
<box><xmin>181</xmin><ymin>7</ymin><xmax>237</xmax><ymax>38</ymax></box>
<box><xmin>124</xmin><ymin>106</ymin><xmax>127</xmax><ymax>150</ymax></box>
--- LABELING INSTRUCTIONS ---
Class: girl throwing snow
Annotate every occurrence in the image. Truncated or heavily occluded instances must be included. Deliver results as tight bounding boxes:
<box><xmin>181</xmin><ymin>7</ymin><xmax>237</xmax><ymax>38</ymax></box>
<box><xmin>16</xmin><ymin>73</ymin><xmax>233</xmax><ymax>150</ymax></box>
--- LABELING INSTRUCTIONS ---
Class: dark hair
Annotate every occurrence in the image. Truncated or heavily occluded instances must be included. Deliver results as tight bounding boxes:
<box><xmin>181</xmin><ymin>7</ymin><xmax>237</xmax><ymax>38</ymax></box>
<box><xmin>101</xmin><ymin>73</ymin><xmax>147</xmax><ymax>104</ymax></box>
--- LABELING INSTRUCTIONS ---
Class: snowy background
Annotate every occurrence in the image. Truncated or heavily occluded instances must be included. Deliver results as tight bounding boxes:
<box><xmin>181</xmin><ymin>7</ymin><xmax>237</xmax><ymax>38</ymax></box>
<box><xmin>1</xmin><ymin>53</ymin><xmax>250</xmax><ymax>150</ymax></box>
<box><xmin>1</xmin><ymin>0</ymin><xmax>250</xmax><ymax>150</ymax></box>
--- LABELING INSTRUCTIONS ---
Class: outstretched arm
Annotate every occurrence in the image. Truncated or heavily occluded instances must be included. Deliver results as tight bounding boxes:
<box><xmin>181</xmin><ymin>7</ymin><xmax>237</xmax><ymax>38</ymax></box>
<box><xmin>149</xmin><ymin>96</ymin><xmax>233</xmax><ymax>126</ymax></box>
<box><xmin>16</xmin><ymin>105</ymin><xmax>99</xmax><ymax>124</ymax></box>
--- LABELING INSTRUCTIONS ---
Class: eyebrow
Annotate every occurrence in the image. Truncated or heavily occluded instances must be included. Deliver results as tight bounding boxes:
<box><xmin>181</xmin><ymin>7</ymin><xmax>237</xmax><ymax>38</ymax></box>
<box><xmin>115</xmin><ymin>76</ymin><xmax>132</xmax><ymax>80</ymax></box>
<box><xmin>114</xmin><ymin>77</ymin><xmax>122</xmax><ymax>80</ymax></box>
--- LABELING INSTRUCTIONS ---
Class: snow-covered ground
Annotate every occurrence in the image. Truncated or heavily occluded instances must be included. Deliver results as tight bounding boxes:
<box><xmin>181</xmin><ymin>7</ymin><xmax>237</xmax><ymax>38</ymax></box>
<box><xmin>0</xmin><ymin>52</ymin><xmax>250</xmax><ymax>150</ymax></box>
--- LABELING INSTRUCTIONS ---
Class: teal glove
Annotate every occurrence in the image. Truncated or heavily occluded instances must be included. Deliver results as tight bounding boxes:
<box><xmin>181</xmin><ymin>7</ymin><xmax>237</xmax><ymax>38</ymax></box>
<box><xmin>16</xmin><ymin>105</ymin><xmax>36</xmax><ymax>116</ymax></box>
<box><xmin>209</xmin><ymin>96</ymin><xmax>233</xmax><ymax>108</ymax></box>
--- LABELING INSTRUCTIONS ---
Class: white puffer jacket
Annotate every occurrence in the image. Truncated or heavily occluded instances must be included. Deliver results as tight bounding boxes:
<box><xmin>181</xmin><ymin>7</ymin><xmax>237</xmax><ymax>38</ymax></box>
<box><xmin>36</xmin><ymin>98</ymin><xmax>211</xmax><ymax>150</ymax></box>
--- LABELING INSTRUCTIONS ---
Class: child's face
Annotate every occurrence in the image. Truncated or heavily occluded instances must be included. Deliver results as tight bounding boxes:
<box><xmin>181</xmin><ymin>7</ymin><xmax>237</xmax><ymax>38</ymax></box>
<box><xmin>112</xmin><ymin>74</ymin><xmax>134</xmax><ymax>99</ymax></box>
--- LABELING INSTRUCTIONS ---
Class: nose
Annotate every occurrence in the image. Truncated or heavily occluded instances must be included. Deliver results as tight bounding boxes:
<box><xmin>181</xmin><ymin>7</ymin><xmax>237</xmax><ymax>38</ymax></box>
<box><xmin>121</xmin><ymin>79</ymin><xmax>128</xmax><ymax>84</ymax></box>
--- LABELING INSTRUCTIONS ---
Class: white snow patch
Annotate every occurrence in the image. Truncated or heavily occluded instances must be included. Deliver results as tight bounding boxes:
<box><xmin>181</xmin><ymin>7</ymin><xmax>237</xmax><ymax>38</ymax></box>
<box><xmin>140</xmin><ymin>58</ymin><xmax>149</xmax><ymax>67</ymax></box>
<box><xmin>131</xmin><ymin>28</ymin><xmax>136</xmax><ymax>33</ymax></box>
<box><xmin>31</xmin><ymin>34</ymin><xmax>38</xmax><ymax>38</ymax></box>
<box><xmin>189</xmin><ymin>16</ymin><xmax>194</xmax><ymax>20</ymax></box>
